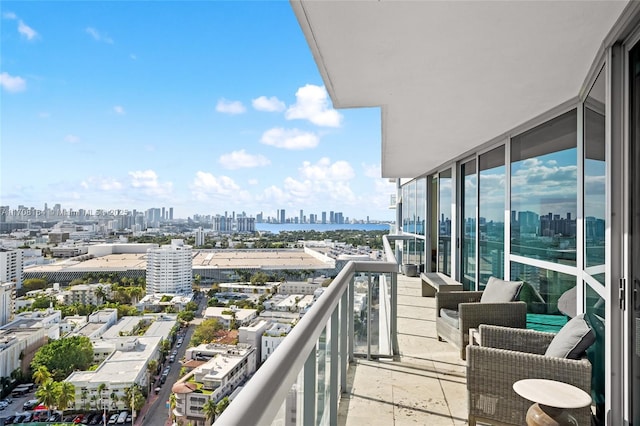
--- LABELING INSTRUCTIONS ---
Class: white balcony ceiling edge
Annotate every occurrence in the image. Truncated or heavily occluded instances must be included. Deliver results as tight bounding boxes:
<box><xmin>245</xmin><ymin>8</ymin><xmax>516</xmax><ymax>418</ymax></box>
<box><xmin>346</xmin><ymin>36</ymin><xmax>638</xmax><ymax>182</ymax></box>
<box><xmin>291</xmin><ymin>0</ymin><xmax>629</xmax><ymax>178</ymax></box>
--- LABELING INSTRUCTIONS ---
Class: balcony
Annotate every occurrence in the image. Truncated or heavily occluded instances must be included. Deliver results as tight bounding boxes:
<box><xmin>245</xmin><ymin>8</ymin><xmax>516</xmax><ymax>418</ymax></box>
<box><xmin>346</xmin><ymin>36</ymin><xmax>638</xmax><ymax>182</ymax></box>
<box><xmin>217</xmin><ymin>235</ymin><xmax>466</xmax><ymax>425</ymax></box>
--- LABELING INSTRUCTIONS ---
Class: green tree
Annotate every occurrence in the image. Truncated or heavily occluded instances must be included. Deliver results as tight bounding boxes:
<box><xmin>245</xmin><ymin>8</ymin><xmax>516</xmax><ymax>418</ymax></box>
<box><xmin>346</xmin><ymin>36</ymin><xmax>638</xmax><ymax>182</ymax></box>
<box><xmin>216</xmin><ymin>396</ymin><xmax>230</xmax><ymax>417</ymax></box>
<box><xmin>190</xmin><ymin>318</ymin><xmax>222</xmax><ymax>346</ymax></box>
<box><xmin>56</xmin><ymin>381</ymin><xmax>75</xmax><ymax>414</ymax></box>
<box><xmin>23</xmin><ymin>278</ymin><xmax>48</xmax><ymax>292</ymax></box>
<box><xmin>32</xmin><ymin>365</ymin><xmax>52</xmax><ymax>386</ymax></box>
<box><xmin>185</xmin><ymin>301</ymin><xmax>198</xmax><ymax>312</ymax></box>
<box><xmin>35</xmin><ymin>379</ymin><xmax>58</xmax><ymax>413</ymax></box>
<box><xmin>31</xmin><ymin>336</ymin><xmax>94</xmax><ymax>381</ymax></box>
<box><xmin>202</xmin><ymin>398</ymin><xmax>217</xmax><ymax>425</ymax></box>
<box><xmin>110</xmin><ymin>390</ymin><xmax>119</xmax><ymax>409</ymax></box>
<box><xmin>250</xmin><ymin>272</ymin><xmax>269</xmax><ymax>285</ymax></box>
<box><xmin>177</xmin><ymin>310</ymin><xmax>195</xmax><ymax>323</ymax></box>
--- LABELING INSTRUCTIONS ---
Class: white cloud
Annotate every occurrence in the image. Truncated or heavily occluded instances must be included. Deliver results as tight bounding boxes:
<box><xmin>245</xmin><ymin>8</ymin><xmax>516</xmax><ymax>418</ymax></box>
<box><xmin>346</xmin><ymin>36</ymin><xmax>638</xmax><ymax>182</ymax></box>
<box><xmin>18</xmin><ymin>20</ymin><xmax>38</xmax><ymax>40</ymax></box>
<box><xmin>128</xmin><ymin>170</ymin><xmax>173</xmax><ymax>196</ymax></box>
<box><xmin>65</xmin><ymin>134</ymin><xmax>80</xmax><ymax>144</ymax></box>
<box><xmin>285</xmin><ymin>84</ymin><xmax>343</xmax><ymax>127</ymax></box>
<box><xmin>191</xmin><ymin>172</ymin><xmax>245</xmax><ymax>201</ymax></box>
<box><xmin>215</xmin><ymin>98</ymin><xmax>246</xmax><ymax>115</ymax></box>
<box><xmin>86</xmin><ymin>27</ymin><xmax>113</xmax><ymax>44</ymax></box>
<box><xmin>39</xmin><ymin>112</ymin><xmax>51</xmax><ymax>119</ymax></box>
<box><xmin>252</xmin><ymin>96</ymin><xmax>285</xmax><ymax>112</ymax></box>
<box><xmin>260</xmin><ymin>128</ymin><xmax>319</xmax><ymax>150</ymax></box>
<box><xmin>113</xmin><ymin>105</ymin><xmax>125</xmax><ymax>115</ymax></box>
<box><xmin>362</xmin><ymin>163</ymin><xmax>381</xmax><ymax>179</ymax></box>
<box><xmin>299</xmin><ymin>157</ymin><xmax>355</xmax><ymax>181</ymax></box>
<box><xmin>0</xmin><ymin>72</ymin><xmax>26</xmax><ymax>93</ymax></box>
<box><xmin>248</xmin><ymin>178</ymin><xmax>259</xmax><ymax>185</ymax></box>
<box><xmin>130</xmin><ymin>54</ymin><xmax>137</xmax><ymax>60</ymax></box>
<box><xmin>80</xmin><ymin>177</ymin><xmax>123</xmax><ymax>191</ymax></box>
<box><xmin>219</xmin><ymin>149</ymin><xmax>270</xmax><ymax>170</ymax></box>
<box><xmin>3</xmin><ymin>12</ymin><xmax>17</xmax><ymax>19</ymax></box>
<box><xmin>144</xmin><ymin>144</ymin><xmax>156</xmax><ymax>152</ymax></box>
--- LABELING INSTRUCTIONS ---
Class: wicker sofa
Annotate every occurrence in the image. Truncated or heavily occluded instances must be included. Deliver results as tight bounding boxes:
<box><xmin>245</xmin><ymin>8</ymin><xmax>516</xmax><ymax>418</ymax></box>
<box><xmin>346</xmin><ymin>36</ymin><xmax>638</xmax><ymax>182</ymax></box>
<box><xmin>467</xmin><ymin>325</ymin><xmax>592</xmax><ymax>426</ymax></box>
<box><xmin>435</xmin><ymin>290</ymin><xmax>527</xmax><ymax>360</ymax></box>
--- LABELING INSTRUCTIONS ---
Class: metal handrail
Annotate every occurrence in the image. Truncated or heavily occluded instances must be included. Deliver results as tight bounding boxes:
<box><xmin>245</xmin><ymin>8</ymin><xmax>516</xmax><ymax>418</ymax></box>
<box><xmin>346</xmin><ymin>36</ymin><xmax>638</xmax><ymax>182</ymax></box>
<box><xmin>216</xmin><ymin>235</ymin><xmax>399</xmax><ymax>425</ymax></box>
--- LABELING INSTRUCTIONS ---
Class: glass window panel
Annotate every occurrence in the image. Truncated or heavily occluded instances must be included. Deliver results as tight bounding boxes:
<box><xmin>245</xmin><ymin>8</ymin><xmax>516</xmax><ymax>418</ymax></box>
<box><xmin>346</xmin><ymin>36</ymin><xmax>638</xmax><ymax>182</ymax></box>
<box><xmin>511</xmin><ymin>110</ymin><xmax>578</xmax><ymax>266</ymax></box>
<box><xmin>416</xmin><ymin>178</ymin><xmax>427</xmax><ymax>236</ymax></box>
<box><xmin>461</xmin><ymin>160</ymin><xmax>477</xmax><ymax>291</ymax></box>
<box><xmin>511</xmin><ymin>261</ymin><xmax>576</xmax><ymax>318</ymax></box>
<box><xmin>585</xmin><ymin>284</ymin><xmax>605</xmax><ymax>424</ymax></box>
<box><xmin>430</xmin><ymin>176</ymin><xmax>438</xmax><ymax>272</ymax></box>
<box><xmin>402</xmin><ymin>185</ymin><xmax>410</xmax><ymax>231</ymax></box>
<box><xmin>585</xmin><ymin>68</ymin><xmax>606</xmax><ymax>273</ymax></box>
<box><xmin>479</xmin><ymin>146</ymin><xmax>505</xmax><ymax>288</ymax></box>
<box><xmin>407</xmin><ymin>181</ymin><xmax>416</xmax><ymax>233</ymax></box>
<box><xmin>438</xmin><ymin>169</ymin><xmax>452</xmax><ymax>276</ymax></box>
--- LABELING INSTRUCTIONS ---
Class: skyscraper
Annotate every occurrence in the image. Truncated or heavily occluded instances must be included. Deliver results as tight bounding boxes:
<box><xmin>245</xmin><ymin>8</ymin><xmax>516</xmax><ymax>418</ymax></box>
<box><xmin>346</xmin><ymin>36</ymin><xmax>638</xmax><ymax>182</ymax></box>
<box><xmin>146</xmin><ymin>240</ymin><xmax>192</xmax><ymax>295</ymax></box>
<box><xmin>280</xmin><ymin>209</ymin><xmax>286</xmax><ymax>224</ymax></box>
<box><xmin>169</xmin><ymin>207</ymin><xmax>174</xmax><ymax>221</ymax></box>
<box><xmin>0</xmin><ymin>282</ymin><xmax>15</xmax><ymax>326</ymax></box>
<box><xmin>195</xmin><ymin>227</ymin><xmax>205</xmax><ymax>246</ymax></box>
<box><xmin>0</xmin><ymin>248</ymin><xmax>23</xmax><ymax>289</ymax></box>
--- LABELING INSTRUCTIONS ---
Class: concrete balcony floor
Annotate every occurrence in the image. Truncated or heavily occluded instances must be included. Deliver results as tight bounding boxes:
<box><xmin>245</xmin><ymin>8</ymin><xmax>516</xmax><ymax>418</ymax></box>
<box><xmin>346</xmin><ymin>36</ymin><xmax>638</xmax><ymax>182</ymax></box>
<box><xmin>338</xmin><ymin>275</ymin><xmax>468</xmax><ymax>425</ymax></box>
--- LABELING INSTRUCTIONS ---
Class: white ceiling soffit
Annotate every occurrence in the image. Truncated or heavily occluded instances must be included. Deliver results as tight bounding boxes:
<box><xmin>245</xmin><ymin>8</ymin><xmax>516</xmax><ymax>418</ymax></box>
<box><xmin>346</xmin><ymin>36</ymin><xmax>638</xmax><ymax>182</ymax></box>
<box><xmin>292</xmin><ymin>1</ymin><xmax>629</xmax><ymax>179</ymax></box>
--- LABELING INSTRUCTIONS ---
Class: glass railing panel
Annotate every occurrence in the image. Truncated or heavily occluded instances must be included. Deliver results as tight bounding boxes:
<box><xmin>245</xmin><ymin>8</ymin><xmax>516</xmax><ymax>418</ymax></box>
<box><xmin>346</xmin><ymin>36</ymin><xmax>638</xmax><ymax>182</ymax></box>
<box><xmin>316</xmin><ymin>326</ymin><xmax>328</xmax><ymax>425</ymax></box>
<box><xmin>353</xmin><ymin>274</ymin><xmax>369</xmax><ymax>355</ymax></box>
<box><xmin>377</xmin><ymin>272</ymin><xmax>393</xmax><ymax>357</ymax></box>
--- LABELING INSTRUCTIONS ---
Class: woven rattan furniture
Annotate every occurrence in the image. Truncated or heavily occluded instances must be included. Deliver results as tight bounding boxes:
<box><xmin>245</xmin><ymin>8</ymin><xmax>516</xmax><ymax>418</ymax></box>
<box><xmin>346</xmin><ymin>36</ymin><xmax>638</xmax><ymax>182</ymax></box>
<box><xmin>435</xmin><ymin>291</ymin><xmax>527</xmax><ymax>360</ymax></box>
<box><xmin>467</xmin><ymin>325</ymin><xmax>592</xmax><ymax>426</ymax></box>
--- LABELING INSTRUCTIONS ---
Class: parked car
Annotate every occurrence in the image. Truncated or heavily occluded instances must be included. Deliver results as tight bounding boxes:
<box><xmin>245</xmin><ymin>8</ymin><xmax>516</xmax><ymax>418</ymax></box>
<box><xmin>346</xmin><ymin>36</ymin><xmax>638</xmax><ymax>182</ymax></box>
<box><xmin>23</xmin><ymin>399</ymin><xmax>39</xmax><ymax>410</ymax></box>
<box><xmin>47</xmin><ymin>412</ymin><xmax>62</xmax><ymax>422</ymax></box>
<box><xmin>108</xmin><ymin>413</ymin><xmax>119</xmax><ymax>425</ymax></box>
<box><xmin>73</xmin><ymin>414</ymin><xmax>84</xmax><ymax>423</ymax></box>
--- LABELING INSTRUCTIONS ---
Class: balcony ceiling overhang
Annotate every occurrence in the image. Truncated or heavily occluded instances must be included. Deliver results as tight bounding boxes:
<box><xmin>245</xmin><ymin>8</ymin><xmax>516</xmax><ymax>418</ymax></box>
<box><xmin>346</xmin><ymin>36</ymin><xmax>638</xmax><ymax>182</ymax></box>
<box><xmin>291</xmin><ymin>1</ymin><xmax>629</xmax><ymax>178</ymax></box>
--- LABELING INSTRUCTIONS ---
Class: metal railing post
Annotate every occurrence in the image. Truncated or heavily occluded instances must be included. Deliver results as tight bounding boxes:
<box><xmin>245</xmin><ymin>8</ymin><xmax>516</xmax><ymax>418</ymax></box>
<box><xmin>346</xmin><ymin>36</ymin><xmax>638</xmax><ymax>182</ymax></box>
<box><xmin>340</xmin><ymin>289</ymin><xmax>348</xmax><ymax>391</ymax></box>
<box><xmin>391</xmin><ymin>270</ymin><xmax>399</xmax><ymax>356</ymax></box>
<box><xmin>367</xmin><ymin>272</ymin><xmax>372</xmax><ymax>360</ymax></box>
<box><xmin>303</xmin><ymin>345</ymin><xmax>316</xmax><ymax>426</ymax></box>
<box><xmin>348</xmin><ymin>275</ymin><xmax>354</xmax><ymax>362</ymax></box>
<box><xmin>330</xmin><ymin>306</ymin><xmax>339</xmax><ymax>425</ymax></box>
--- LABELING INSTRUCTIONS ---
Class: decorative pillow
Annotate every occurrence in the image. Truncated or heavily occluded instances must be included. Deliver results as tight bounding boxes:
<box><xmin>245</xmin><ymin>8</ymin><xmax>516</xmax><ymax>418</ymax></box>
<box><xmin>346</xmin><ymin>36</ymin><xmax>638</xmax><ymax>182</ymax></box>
<box><xmin>480</xmin><ymin>277</ymin><xmax>523</xmax><ymax>303</ymax></box>
<box><xmin>544</xmin><ymin>314</ymin><xmax>595</xmax><ymax>359</ymax></box>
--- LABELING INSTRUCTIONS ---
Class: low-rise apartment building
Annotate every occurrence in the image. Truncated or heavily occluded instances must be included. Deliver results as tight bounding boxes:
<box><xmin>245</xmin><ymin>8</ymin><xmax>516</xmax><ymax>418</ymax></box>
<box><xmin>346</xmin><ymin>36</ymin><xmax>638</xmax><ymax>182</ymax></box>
<box><xmin>172</xmin><ymin>344</ymin><xmax>256</xmax><ymax>426</ymax></box>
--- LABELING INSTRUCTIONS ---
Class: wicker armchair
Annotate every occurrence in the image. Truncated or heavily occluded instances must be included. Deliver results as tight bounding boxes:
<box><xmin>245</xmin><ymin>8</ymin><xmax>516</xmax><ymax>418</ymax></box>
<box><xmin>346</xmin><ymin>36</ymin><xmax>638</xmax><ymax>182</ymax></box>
<box><xmin>435</xmin><ymin>291</ymin><xmax>527</xmax><ymax>360</ymax></box>
<box><xmin>467</xmin><ymin>325</ymin><xmax>592</xmax><ymax>426</ymax></box>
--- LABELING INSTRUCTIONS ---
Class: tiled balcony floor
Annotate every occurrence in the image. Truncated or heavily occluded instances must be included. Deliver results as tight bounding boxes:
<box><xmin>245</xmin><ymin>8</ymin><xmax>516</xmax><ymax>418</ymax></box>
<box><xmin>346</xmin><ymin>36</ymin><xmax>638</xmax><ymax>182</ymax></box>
<box><xmin>338</xmin><ymin>275</ymin><xmax>469</xmax><ymax>425</ymax></box>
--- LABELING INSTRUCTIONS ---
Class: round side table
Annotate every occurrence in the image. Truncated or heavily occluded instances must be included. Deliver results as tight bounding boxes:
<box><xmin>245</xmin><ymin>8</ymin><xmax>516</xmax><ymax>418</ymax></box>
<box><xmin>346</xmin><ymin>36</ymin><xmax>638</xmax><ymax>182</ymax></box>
<box><xmin>513</xmin><ymin>379</ymin><xmax>591</xmax><ymax>426</ymax></box>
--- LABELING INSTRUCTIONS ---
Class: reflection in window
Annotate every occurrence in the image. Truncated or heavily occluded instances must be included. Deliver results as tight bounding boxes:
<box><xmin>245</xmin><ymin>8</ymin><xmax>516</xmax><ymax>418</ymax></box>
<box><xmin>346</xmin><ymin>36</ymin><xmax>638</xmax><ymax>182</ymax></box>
<box><xmin>511</xmin><ymin>261</ymin><xmax>575</xmax><ymax>317</ymax></box>
<box><xmin>406</xmin><ymin>181</ymin><xmax>416</xmax><ymax>233</ymax></box>
<box><xmin>461</xmin><ymin>160</ymin><xmax>477</xmax><ymax>291</ymax></box>
<box><xmin>402</xmin><ymin>184</ymin><xmax>409</xmax><ymax>231</ymax></box>
<box><xmin>416</xmin><ymin>178</ymin><xmax>427</xmax><ymax>236</ymax></box>
<box><xmin>438</xmin><ymin>169</ymin><xmax>452</xmax><ymax>276</ymax></box>
<box><xmin>585</xmin><ymin>284</ymin><xmax>605</xmax><ymax>424</ymax></box>
<box><xmin>511</xmin><ymin>110</ymin><xmax>578</xmax><ymax>266</ymax></box>
<box><xmin>479</xmin><ymin>146</ymin><xmax>505</xmax><ymax>289</ymax></box>
<box><xmin>585</xmin><ymin>68</ymin><xmax>606</xmax><ymax>273</ymax></box>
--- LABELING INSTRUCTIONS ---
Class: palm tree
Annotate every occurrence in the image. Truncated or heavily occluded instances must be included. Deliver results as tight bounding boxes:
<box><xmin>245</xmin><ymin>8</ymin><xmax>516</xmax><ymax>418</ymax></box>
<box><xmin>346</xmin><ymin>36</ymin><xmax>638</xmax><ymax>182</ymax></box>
<box><xmin>33</xmin><ymin>365</ymin><xmax>52</xmax><ymax>386</ymax></box>
<box><xmin>80</xmin><ymin>388</ymin><xmax>89</xmax><ymax>411</ymax></box>
<box><xmin>216</xmin><ymin>397</ymin><xmax>230</xmax><ymax>418</ymax></box>
<box><xmin>110</xmin><ymin>390</ymin><xmax>119</xmax><ymax>409</ymax></box>
<box><xmin>146</xmin><ymin>360</ymin><xmax>158</xmax><ymax>393</ymax></box>
<box><xmin>169</xmin><ymin>393</ymin><xmax>177</xmax><ymax>422</ymax></box>
<box><xmin>123</xmin><ymin>384</ymin><xmax>145</xmax><ymax>424</ymax></box>
<box><xmin>56</xmin><ymin>381</ymin><xmax>75</xmax><ymax>415</ymax></box>
<box><xmin>97</xmin><ymin>383</ymin><xmax>107</xmax><ymax>425</ymax></box>
<box><xmin>128</xmin><ymin>286</ymin><xmax>144</xmax><ymax>304</ymax></box>
<box><xmin>35</xmin><ymin>379</ymin><xmax>58</xmax><ymax>416</ymax></box>
<box><xmin>90</xmin><ymin>394</ymin><xmax>98</xmax><ymax>410</ymax></box>
<box><xmin>95</xmin><ymin>285</ymin><xmax>108</xmax><ymax>305</ymax></box>
<box><xmin>202</xmin><ymin>399</ymin><xmax>217</xmax><ymax>426</ymax></box>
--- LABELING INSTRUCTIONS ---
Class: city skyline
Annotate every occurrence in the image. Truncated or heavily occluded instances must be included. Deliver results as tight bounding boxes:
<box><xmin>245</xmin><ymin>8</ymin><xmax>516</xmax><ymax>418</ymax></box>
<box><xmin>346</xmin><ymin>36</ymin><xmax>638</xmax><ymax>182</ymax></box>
<box><xmin>0</xmin><ymin>2</ymin><xmax>395</xmax><ymax>221</ymax></box>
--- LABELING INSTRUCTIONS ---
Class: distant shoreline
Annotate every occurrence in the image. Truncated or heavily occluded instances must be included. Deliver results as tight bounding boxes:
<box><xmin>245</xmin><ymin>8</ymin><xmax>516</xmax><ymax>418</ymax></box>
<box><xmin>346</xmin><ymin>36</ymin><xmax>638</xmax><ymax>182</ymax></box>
<box><xmin>255</xmin><ymin>223</ymin><xmax>393</xmax><ymax>234</ymax></box>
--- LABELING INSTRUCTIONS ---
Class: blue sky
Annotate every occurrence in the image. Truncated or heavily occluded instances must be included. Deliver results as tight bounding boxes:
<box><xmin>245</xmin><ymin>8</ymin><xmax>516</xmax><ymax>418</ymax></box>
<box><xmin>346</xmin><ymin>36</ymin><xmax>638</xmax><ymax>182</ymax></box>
<box><xmin>0</xmin><ymin>1</ymin><xmax>393</xmax><ymax>221</ymax></box>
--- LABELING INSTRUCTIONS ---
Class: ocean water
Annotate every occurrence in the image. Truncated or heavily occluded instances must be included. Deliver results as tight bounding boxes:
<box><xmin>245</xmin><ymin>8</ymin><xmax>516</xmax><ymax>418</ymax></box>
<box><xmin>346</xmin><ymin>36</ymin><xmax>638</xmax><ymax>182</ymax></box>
<box><xmin>255</xmin><ymin>223</ymin><xmax>393</xmax><ymax>234</ymax></box>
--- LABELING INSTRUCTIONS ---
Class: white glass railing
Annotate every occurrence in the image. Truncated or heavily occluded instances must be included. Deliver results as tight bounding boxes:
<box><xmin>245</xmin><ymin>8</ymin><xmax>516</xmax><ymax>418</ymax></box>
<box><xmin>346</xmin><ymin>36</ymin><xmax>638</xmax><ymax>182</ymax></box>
<box><xmin>216</xmin><ymin>235</ymin><xmax>400</xmax><ymax>425</ymax></box>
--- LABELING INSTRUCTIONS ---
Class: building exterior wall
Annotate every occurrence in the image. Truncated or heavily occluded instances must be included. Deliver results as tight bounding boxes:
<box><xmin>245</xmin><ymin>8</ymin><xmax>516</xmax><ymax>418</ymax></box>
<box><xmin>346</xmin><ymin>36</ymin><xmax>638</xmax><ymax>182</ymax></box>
<box><xmin>146</xmin><ymin>240</ymin><xmax>192</xmax><ymax>295</ymax></box>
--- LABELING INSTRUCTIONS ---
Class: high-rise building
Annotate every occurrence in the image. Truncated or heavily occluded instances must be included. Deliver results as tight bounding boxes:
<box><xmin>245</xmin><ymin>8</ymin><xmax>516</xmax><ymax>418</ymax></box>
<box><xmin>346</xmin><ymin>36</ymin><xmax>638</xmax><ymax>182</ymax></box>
<box><xmin>146</xmin><ymin>240</ymin><xmax>192</xmax><ymax>295</ymax></box>
<box><xmin>169</xmin><ymin>207</ymin><xmax>174</xmax><ymax>221</ymax></box>
<box><xmin>299</xmin><ymin>210</ymin><xmax>304</xmax><ymax>224</ymax></box>
<box><xmin>162</xmin><ymin>207</ymin><xmax>166</xmax><ymax>221</ymax></box>
<box><xmin>0</xmin><ymin>248</ymin><xmax>23</xmax><ymax>289</ymax></box>
<box><xmin>195</xmin><ymin>227</ymin><xmax>205</xmax><ymax>246</ymax></box>
<box><xmin>322</xmin><ymin>212</ymin><xmax>327</xmax><ymax>224</ymax></box>
<box><xmin>280</xmin><ymin>209</ymin><xmax>286</xmax><ymax>224</ymax></box>
<box><xmin>0</xmin><ymin>282</ymin><xmax>15</xmax><ymax>326</ymax></box>
<box><xmin>329</xmin><ymin>211</ymin><xmax>335</xmax><ymax>224</ymax></box>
